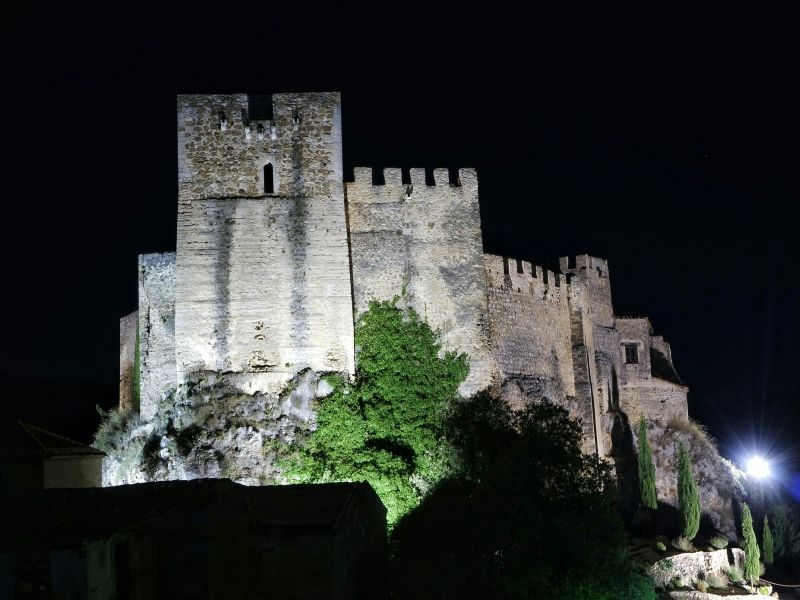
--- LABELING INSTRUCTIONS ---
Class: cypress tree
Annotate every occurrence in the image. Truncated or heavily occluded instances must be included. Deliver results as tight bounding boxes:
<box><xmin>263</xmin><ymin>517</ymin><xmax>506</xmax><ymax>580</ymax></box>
<box><xmin>677</xmin><ymin>442</ymin><xmax>700</xmax><ymax>540</ymax></box>
<box><xmin>741</xmin><ymin>502</ymin><xmax>760</xmax><ymax>586</ymax></box>
<box><xmin>763</xmin><ymin>514</ymin><xmax>774</xmax><ymax>565</ymax></box>
<box><xmin>637</xmin><ymin>417</ymin><xmax>658</xmax><ymax>509</ymax></box>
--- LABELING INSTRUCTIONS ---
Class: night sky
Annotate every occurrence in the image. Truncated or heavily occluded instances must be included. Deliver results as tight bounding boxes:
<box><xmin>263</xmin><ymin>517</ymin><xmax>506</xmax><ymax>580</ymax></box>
<box><xmin>3</xmin><ymin>7</ymin><xmax>798</xmax><ymax>492</ymax></box>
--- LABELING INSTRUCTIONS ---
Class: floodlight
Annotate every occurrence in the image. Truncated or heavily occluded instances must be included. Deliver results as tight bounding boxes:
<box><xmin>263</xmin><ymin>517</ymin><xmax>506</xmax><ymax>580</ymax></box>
<box><xmin>746</xmin><ymin>456</ymin><xmax>771</xmax><ymax>479</ymax></box>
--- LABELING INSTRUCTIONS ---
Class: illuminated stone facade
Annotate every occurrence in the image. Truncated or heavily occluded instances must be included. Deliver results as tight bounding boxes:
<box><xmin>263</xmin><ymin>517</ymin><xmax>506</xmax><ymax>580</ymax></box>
<box><xmin>119</xmin><ymin>92</ymin><xmax>688</xmax><ymax>460</ymax></box>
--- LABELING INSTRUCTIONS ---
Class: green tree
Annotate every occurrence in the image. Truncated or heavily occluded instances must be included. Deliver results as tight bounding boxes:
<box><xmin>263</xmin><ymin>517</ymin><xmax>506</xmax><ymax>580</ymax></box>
<box><xmin>741</xmin><ymin>502</ymin><xmax>760</xmax><ymax>586</ymax></box>
<box><xmin>770</xmin><ymin>504</ymin><xmax>800</xmax><ymax>560</ymax></box>
<box><xmin>389</xmin><ymin>394</ymin><xmax>655</xmax><ymax>600</ymax></box>
<box><xmin>636</xmin><ymin>417</ymin><xmax>658</xmax><ymax>509</ymax></box>
<box><xmin>285</xmin><ymin>298</ymin><xmax>468</xmax><ymax>525</ymax></box>
<box><xmin>762</xmin><ymin>514</ymin><xmax>774</xmax><ymax>565</ymax></box>
<box><xmin>677</xmin><ymin>442</ymin><xmax>700</xmax><ymax>540</ymax></box>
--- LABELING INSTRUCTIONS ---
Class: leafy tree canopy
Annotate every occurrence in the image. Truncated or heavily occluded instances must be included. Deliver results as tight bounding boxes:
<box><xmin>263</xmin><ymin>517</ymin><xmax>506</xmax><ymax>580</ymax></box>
<box><xmin>390</xmin><ymin>394</ymin><xmax>655</xmax><ymax>600</ymax></box>
<box><xmin>284</xmin><ymin>298</ymin><xmax>468</xmax><ymax>525</ymax></box>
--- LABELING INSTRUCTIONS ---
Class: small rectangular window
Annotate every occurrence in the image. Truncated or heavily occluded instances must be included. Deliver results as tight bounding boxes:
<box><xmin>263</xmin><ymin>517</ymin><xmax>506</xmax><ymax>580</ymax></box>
<box><xmin>624</xmin><ymin>343</ymin><xmax>639</xmax><ymax>364</ymax></box>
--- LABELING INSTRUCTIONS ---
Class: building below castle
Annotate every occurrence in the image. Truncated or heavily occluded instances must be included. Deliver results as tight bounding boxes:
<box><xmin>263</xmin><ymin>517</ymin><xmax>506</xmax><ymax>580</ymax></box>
<box><xmin>118</xmin><ymin>92</ymin><xmax>688</xmax><ymax>462</ymax></box>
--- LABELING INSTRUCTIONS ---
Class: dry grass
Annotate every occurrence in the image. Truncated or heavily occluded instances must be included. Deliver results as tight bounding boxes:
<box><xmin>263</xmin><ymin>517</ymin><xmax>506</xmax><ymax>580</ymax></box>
<box><xmin>666</xmin><ymin>416</ymin><xmax>718</xmax><ymax>453</ymax></box>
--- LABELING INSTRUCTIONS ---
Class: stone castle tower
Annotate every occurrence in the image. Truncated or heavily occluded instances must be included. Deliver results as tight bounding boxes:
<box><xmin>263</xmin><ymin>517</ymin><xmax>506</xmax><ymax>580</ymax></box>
<box><xmin>119</xmin><ymin>92</ymin><xmax>688</xmax><ymax>460</ymax></box>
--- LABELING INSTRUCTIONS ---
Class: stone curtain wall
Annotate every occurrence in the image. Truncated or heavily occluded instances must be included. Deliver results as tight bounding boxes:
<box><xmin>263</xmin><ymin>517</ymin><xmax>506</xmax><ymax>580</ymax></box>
<box><xmin>175</xmin><ymin>93</ymin><xmax>353</xmax><ymax>394</ymax></box>
<box><xmin>346</xmin><ymin>168</ymin><xmax>495</xmax><ymax>395</ymax></box>
<box><xmin>138</xmin><ymin>253</ymin><xmax>176</xmax><ymax>421</ymax></box>
<box><xmin>624</xmin><ymin>381</ymin><xmax>689</xmax><ymax>424</ymax></box>
<box><xmin>119</xmin><ymin>310</ymin><xmax>138</xmax><ymax>412</ymax></box>
<box><xmin>174</xmin><ymin>197</ymin><xmax>355</xmax><ymax>392</ymax></box>
<box><xmin>615</xmin><ymin>318</ymin><xmax>689</xmax><ymax>423</ymax></box>
<box><xmin>178</xmin><ymin>93</ymin><xmax>344</xmax><ymax>201</ymax></box>
<box><xmin>484</xmin><ymin>254</ymin><xmax>575</xmax><ymax>402</ymax></box>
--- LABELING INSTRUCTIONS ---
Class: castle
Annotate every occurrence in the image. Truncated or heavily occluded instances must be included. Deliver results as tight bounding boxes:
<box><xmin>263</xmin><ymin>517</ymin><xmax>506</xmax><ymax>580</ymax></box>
<box><xmin>118</xmin><ymin>92</ymin><xmax>688</xmax><ymax>462</ymax></box>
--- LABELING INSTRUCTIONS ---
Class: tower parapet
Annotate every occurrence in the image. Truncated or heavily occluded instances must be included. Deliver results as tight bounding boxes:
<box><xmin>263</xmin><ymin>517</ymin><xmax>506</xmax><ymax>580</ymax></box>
<box><xmin>559</xmin><ymin>255</ymin><xmax>614</xmax><ymax>326</ymax></box>
<box><xmin>178</xmin><ymin>92</ymin><xmax>344</xmax><ymax>202</ymax></box>
<box><xmin>346</xmin><ymin>167</ymin><xmax>494</xmax><ymax>395</ymax></box>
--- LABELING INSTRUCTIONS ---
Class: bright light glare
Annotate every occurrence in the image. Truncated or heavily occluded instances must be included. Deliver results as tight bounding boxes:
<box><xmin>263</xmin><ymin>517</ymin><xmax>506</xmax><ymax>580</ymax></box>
<box><xmin>746</xmin><ymin>456</ymin><xmax>771</xmax><ymax>479</ymax></box>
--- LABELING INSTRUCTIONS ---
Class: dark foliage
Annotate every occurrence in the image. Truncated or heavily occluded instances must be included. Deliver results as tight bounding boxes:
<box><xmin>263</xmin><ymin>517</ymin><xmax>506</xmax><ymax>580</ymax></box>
<box><xmin>637</xmin><ymin>418</ymin><xmax>658</xmax><ymax>510</ymax></box>
<box><xmin>389</xmin><ymin>393</ymin><xmax>655</xmax><ymax>600</ymax></box>
<box><xmin>677</xmin><ymin>442</ymin><xmax>700</xmax><ymax>540</ymax></box>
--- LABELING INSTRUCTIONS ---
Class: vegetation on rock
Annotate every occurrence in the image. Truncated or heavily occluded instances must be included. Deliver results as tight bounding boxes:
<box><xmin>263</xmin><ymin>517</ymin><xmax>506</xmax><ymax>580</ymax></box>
<box><xmin>636</xmin><ymin>417</ymin><xmax>658</xmax><ymax>510</ymax></box>
<box><xmin>284</xmin><ymin>298</ymin><xmax>468</xmax><ymax>525</ymax></box>
<box><xmin>740</xmin><ymin>502</ymin><xmax>760</xmax><ymax>586</ymax></box>
<box><xmin>677</xmin><ymin>441</ymin><xmax>700</xmax><ymax>540</ymax></box>
<box><xmin>709</xmin><ymin>534</ymin><xmax>729</xmax><ymax>549</ymax></box>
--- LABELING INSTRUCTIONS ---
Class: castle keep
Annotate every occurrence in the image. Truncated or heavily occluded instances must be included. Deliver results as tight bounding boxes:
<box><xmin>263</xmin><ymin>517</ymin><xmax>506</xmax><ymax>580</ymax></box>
<box><xmin>119</xmin><ymin>92</ymin><xmax>688</xmax><ymax>461</ymax></box>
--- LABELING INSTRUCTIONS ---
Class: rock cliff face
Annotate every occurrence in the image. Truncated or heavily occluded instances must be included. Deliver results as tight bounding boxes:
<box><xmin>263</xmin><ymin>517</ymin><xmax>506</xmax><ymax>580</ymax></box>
<box><xmin>639</xmin><ymin>419</ymin><xmax>746</xmax><ymax>540</ymax></box>
<box><xmin>100</xmin><ymin>369</ymin><xmax>332</xmax><ymax>487</ymax></box>
<box><xmin>650</xmin><ymin>548</ymin><xmax>745</xmax><ymax>588</ymax></box>
<box><xmin>650</xmin><ymin>548</ymin><xmax>774</xmax><ymax>599</ymax></box>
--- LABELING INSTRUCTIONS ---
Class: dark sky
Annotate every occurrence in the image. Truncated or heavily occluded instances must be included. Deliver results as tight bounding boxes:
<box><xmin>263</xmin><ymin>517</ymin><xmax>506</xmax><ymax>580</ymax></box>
<box><xmin>2</xmin><ymin>7</ymin><xmax>798</xmax><ymax>489</ymax></box>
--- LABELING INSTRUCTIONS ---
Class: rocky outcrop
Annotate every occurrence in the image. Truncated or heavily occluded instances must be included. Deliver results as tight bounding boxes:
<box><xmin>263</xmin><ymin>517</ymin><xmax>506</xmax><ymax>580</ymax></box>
<box><xmin>650</xmin><ymin>548</ymin><xmax>744</xmax><ymax>588</ymax></box>
<box><xmin>99</xmin><ymin>368</ymin><xmax>337</xmax><ymax>487</ymax></box>
<box><xmin>638</xmin><ymin>418</ymin><xmax>746</xmax><ymax>539</ymax></box>
<box><xmin>650</xmin><ymin>549</ymin><xmax>774</xmax><ymax>598</ymax></box>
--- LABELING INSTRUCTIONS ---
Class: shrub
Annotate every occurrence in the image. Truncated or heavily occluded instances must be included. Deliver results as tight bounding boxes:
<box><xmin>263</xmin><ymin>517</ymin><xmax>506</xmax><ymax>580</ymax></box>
<box><xmin>93</xmin><ymin>406</ymin><xmax>139</xmax><ymax>454</ymax></box>
<box><xmin>758</xmin><ymin>585</ymin><xmax>770</xmax><ymax>595</ymax></box>
<box><xmin>677</xmin><ymin>442</ymin><xmax>700</xmax><ymax>540</ymax></box>
<box><xmin>666</xmin><ymin>417</ymin><xmax>718</xmax><ymax>453</ymax></box>
<box><xmin>705</xmin><ymin>571</ymin><xmax>728</xmax><ymax>588</ymax></box>
<box><xmin>695</xmin><ymin>580</ymin><xmax>708</xmax><ymax>593</ymax></box>
<box><xmin>671</xmin><ymin>535</ymin><xmax>694</xmax><ymax>552</ymax></box>
<box><xmin>740</xmin><ymin>502</ymin><xmax>761</xmax><ymax>586</ymax></box>
<box><xmin>285</xmin><ymin>298</ymin><xmax>468</xmax><ymax>526</ymax></box>
<box><xmin>724</xmin><ymin>565</ymin><xmax>743</xmax><ymax>583</ymax></box>
<box><xmin>656</xmin><ymin>541</ymin><xmax>667</xmax><ymax>553</ymax></box>
<box><xmin>709</xmin><ymin>534</ymin><xmax>729</xmax><ymax>549</ymax></box>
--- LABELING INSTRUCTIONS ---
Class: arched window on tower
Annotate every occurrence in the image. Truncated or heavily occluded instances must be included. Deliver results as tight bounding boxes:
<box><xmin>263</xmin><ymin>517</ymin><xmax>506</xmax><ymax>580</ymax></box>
<box><xmin>264</xmin><ymin>163</ymin><xmax>274</xmax><ymax>194</ymax></box>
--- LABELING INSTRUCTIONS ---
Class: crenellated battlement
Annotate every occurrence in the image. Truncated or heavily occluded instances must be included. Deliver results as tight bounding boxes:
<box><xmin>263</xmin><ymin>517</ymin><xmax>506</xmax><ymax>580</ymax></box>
<box><xmin>351</xmin><ymin>167</ymin><xmax>475</xmax><ymax>186</ymax></box>
<box><xmin>559</xmin><ymin>254</ymin><xmax>609</xmax><ymax>279</ymax></box>
<box><xmin>348</xmin><ymin>167</ymin><xmax>477</xmax><ymax>204</ymax></box>
<box><xmin>484</xmin><ymin>254</ymin><xmax>568</xmax><ymax>302</ymax></box>
<box><xmin>178</xmin><ymin>92</ymin><xmax>343</xmax><ymax>202</ymax></box>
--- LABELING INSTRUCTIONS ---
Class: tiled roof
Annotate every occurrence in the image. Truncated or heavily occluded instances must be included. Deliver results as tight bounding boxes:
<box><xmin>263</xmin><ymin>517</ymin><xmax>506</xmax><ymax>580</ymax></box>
<box><xmin>0</xmin><ymin>479</ymin><xmax>382</xmax><ymax>550</ymax></box>
<box><xmin>0</xmin><ymin>420</ymin><xmax>105</xmax><ymax>457</ymax></box>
